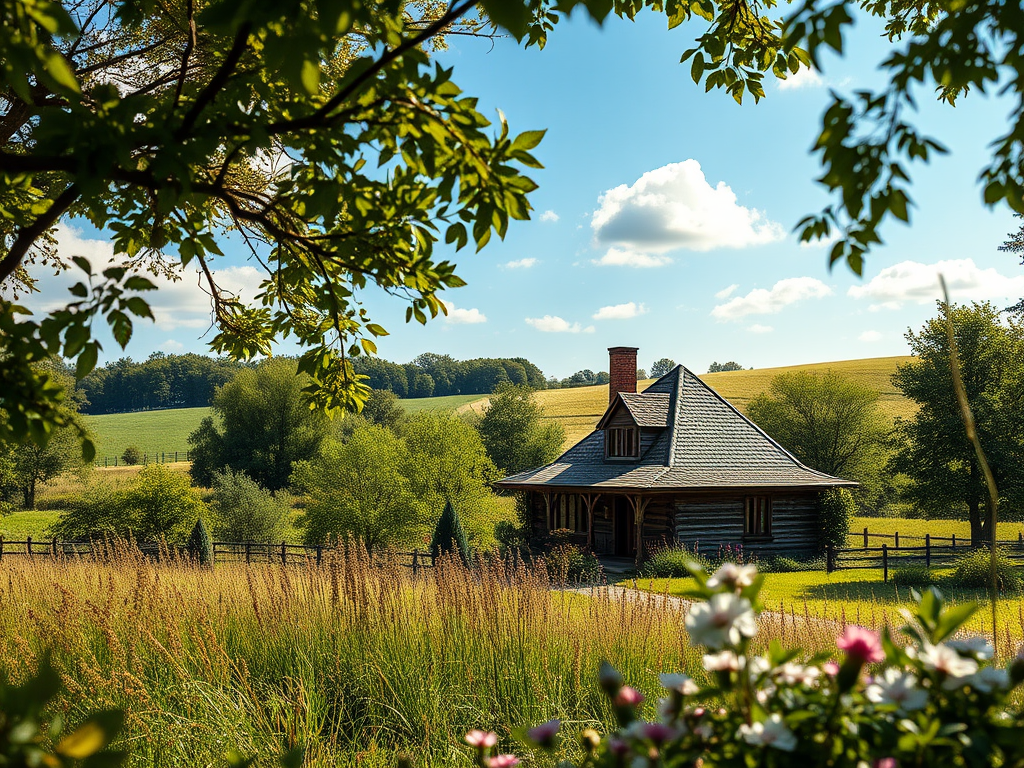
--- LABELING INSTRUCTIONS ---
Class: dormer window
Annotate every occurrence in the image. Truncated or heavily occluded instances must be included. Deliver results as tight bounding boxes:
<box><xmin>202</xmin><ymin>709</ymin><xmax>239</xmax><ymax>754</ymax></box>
<box><xmin>606</xmin><ymin>427</ymin><xmax>639</xmax><ymax>458</ymax></box>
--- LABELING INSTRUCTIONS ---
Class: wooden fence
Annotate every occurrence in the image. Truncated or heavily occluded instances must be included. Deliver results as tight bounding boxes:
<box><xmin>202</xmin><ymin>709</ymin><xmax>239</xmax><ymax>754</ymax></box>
<box><xmin>94</xmin><ymin>450</ymin><xmax>191</xmax><ymax>467</ymax></box>
<box><xmin>0</xmin><ymin>536</ymin><xmax>435</xmax><ymax>573</ymax></box>
<box><xmin>847</xmin><ymin>526</ymin><xmax>1024</xmax><ymax>550</ymax></box>
<box><xmin>828</xmin><ymin>537</ymin><xmax>1024</xmax><ymax>582</ymax></box>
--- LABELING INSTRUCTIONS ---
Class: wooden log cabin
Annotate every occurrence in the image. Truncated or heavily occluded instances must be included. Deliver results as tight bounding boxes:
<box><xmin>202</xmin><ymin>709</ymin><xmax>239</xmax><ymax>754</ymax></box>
<box><xmin>494</xmin><ymin>347</ymin><xmax>857</xmax><ymax>564</ymax></box>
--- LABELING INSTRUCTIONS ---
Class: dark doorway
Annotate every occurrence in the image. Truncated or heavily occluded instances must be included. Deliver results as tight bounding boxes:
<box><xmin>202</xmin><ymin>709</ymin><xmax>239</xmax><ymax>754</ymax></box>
<box><xmin>613</xmin><ymin>497</ymin><xmax>635</xmax><ymax>557</ymax></box>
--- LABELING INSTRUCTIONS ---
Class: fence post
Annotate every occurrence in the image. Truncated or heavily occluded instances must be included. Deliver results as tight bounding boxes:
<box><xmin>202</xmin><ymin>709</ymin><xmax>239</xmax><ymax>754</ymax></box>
<box><xmin>952</xmin><ymin>534</ymin><xmax>956</xmax><ymax>549</ymax></box>
<box><xmin>51</xmin><ymin>538</ymin><xmax>57</xmax><ymax>559</ymax></box>
<box><xmin>175</xmin><ymin>452</ymin><xmax>178</xmax><ymax>463</ymax></box>
<box><xmin>925</xmin><ymin>534</ymin><xmax>931</xmax><ymax>568</ymax></box>
<box><xmin>26</xmin><ymin>535</ymin><xmax>32</xmax><ymax>559</ymax></box>
<box><xmin>245</xmin><ymin>541</ymin><xmax>251</xmax><ymax>565</ymax></box>
<box><xmin>114</xmin><ymin>456</ymin><xmax>118</xmax><ymax>466</ymax></box>
<box><xmin>316</xmin><ymin>545</ymin><xmax>322</xmax><ymax>566</ymax></box>
<box><xmin>863</xmin><ymin>527</ymin><xmax>868</xmax><ymax>548</ymax></box>
<box><xmin>894</xmin><ymin>531</ymin><xmax>899</xmax><ymax>549</ymax></box>
<box><xmin>826</xmin><ymin>543</ymin><xmax>835</xmax><ymax>574</ymax></box>
<box><xmin>412</xmin><ymin>549</ymin><xmax>419</xmax><ymax>575</ymax></box>
<box><xmin>281</xmin><ymin>541</ymin><xmax>286</xmax><ymax>565</ymax></box>
<box><xmin>1019</xmin><ymin>531</ymin><xmax>1022</xmax><ymax>548</ymax></box>
<box><xmin>0</xmin><ymin>534</ymin><xmax>4</xmax><ymax>561</ymax></box>
<box><xmin>882</xmin><ymin>544</ymin><xmax>888</xmax><ymax>583</ymax></box>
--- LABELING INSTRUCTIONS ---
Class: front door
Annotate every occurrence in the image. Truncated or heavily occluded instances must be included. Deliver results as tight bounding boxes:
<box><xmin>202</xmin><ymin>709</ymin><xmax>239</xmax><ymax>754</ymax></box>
<box><xmin>613</xmin><ymin>497</ymin><xmax>635</xmax><ymax>557</ymax></box>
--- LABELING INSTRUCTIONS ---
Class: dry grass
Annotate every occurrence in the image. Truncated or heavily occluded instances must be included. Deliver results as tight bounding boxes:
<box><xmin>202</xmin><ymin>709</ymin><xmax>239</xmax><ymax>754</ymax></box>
<box><xmin>0</xmin><ymin>549</ymin><xmax>710</xmax><ymax>767</ymax></box>
<box><xmin>462</xmin><ymin>356</ymin><xmax>916</xmax><ymax>450</ymax></box>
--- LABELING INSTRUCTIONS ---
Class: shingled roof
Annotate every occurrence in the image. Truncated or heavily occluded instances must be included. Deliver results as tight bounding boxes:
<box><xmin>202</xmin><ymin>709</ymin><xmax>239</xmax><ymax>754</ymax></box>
<box><xmin>494</xmin><ymin>365</ymin><xmax>856</xmax><ymax>492</ymax></box>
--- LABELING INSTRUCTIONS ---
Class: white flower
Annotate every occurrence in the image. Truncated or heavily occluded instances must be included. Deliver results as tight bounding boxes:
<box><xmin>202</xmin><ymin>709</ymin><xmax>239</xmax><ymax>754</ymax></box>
<box><xmin>737</xmin><ymin>714</ymin><xmax>797</xmax><ymax>752</ymax></box>
<box><xmin>703</xmin><ymin>650</ymin><xmax>741</xmax><ymax>672</ymax></box>
<box><xmin>744</xmin><ymin>655</ymin><xmax>771</xmax><ymax>679</ymax></box>
<box><xmin>706</xmin><ymin>562</ymin><xmax>758</xmax><ymax>591</ymax></box>
<box><xmin>865</xmin><ymin>668</ymin><xmax>928</xmax><ymax>711</ymax></box>
<box><xmin>966</xmin><ymin>665</ymin><xmax>1010</xmax><ymax>693</ymax></box>
<box><xmin>685</xmin><ymin>593</ymin><xmax>758</xmax><ymax>649</ymax></box>
<box><xmin>948</xmin><ymin>636</ymin><xmax>994</xmax><ymax>660</ymax></box>
<box><xmin>659</xmin><ymin>673</ymin><xmax>700</xmax><ymax>696</ymax></box>
<box><xmin>775</xmin><ymin>662</ymin><xmax>821</xmax><ymax>687</ymax></box>
<box><xmin>920</xmin><ymin>643</ymin><xmax>979</xmax><ymax>688</ymax></box>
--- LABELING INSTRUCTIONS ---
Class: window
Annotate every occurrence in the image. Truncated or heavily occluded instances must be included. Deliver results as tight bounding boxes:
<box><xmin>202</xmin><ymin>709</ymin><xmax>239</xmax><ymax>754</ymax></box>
<box><xmin>744</xmin><ymin>496</ymin><xmax>772</xmax><ymax>536</ymax></box>
<box><xmin>550</xmin><ymin>494</ymin><xmax>588</xmax><ymax>533</ymax></box>
<box><xmin>606</xmin><ymin>427</ymin><xmax>639</xmax><ymax>458</ymax></box>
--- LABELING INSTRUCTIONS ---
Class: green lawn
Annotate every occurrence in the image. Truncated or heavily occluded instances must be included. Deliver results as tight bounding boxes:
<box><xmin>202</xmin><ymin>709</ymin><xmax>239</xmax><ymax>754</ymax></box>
<box><xmin>851</xmin><ymin>516</ymin><xmax>1024</xmax><ymax>544</ymax></box>
<box><xmin>0</xmin><ymin>508</ymin><xmax>59</xmax><ymax>539</ymax></box>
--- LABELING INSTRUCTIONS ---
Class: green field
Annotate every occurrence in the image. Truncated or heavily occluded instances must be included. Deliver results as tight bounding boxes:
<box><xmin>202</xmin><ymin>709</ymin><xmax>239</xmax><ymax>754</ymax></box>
<box><xmin>463</xmin><ymin>355</ymin><xmax>916</xmax><ymax>449</ymax></box>
<box><xmin>851</xmin><ymin>516</ymin><xmax>1024</xmax><ymax>544</ymax></box>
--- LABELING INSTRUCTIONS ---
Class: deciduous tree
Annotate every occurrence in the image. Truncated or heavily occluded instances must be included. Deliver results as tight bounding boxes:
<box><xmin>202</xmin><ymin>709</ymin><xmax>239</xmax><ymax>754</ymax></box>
<box><xmin>650</xmin><ymin>359</ymin><xmax>676</xmax><ymax>379</ymax></box>
<box><xmin>478</xmin><ymin>382</ymin><xmax>564</xmax><ymax>475</ymax></box>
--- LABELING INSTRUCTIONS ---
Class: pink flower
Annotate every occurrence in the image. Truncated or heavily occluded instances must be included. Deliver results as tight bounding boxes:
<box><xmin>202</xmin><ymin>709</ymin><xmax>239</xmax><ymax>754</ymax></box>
<box><xmin>692</xmin><ymin>707</ymin><xmax>706</xmax><ymax>718</ymax></box>
<box><xmin>823</xmin><ymin>661</ymin><xmax>840</xmax><ymax>677</ymax></box>
<box><xmin>874</xmin><ymin>759</ymin><xmax>897</xmax><ymax>768</ymax></box>
<box><xmin>488</xmin><ymin>756</ymin><xmax>519</xmax><ymax>768</ymax></box>
<box><xmin>465</xmin><ymin>730</ymin><xmax>498</xmax><ymax>749</ymax></box>
<box><xmin>639</xmin><ymin>722</ymin><xmax>678</xmax><ymax>744</ymax></box>
<box><xmin>527</xmin><ymin>719</ymin><xmax>560</xmax><ymax>746</ymax></box>
<box><xmin>614</xmin><ymin>686</ymin><xmax>644</xmax><ymax>707</ymax></box>
<box><xmin>837</xmin><ymin>625</ymin><xmax>885</xmax><ymax>664</ymax></box>
<box><xmin>608</xmin><ymin>738</ymin><xmax>631</xmax><ymax>755</ymax></box>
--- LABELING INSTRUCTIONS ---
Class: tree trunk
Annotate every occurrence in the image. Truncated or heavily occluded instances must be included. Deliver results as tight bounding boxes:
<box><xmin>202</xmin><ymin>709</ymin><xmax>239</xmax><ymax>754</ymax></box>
<box><xmin>23</xmin><ymin>480</ymin><xmax>36</xmax><ymax>510</ymax></box>
<box><xmin>968</xmin><ymin>460</ymin><xmax>988</xmax><ymax>547</ymax></box>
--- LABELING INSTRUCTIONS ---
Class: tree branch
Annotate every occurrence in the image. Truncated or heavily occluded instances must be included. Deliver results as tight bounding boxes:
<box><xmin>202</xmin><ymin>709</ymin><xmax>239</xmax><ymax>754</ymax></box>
<box><xmin>174</xmin><ymin>21</ymin><xmax>252</xmax><ymax>140</ymax></box>
<box><xmin>0</xmin><ymin>184</ymin><xmax>80</xmax><ymax>283</ymax></box>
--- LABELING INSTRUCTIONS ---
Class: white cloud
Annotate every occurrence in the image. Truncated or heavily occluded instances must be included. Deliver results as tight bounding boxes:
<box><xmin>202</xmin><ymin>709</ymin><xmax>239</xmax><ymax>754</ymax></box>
<box><xmin>525</xmin><ymin>315</ymin><xmax>595</xmax><ymax>333</ymax></box>
<box><xmin>848</xmin><ymin>258</ymin><xmax>1024</xmax><ymax>308</ymax></box>
<box><xmin>858</xmin><ymin>330</ymin><xmax>883</xmax><ymax>342</ymax></box>
<box><xmin>711</xmin><ymin>277</ymin><xmax>833</xmax><ymax>321</ymax></box>
<box><xmin>442</xmin><ymin>300</ymin><xmax>487</xmax><ymax>324</ymax></box>
<box><xmin>748</xmin><ymin>324</ymin><xmax>774</xmax><ymax>334</ymax></box>
<box><xmin>799</xmin><ymin>232</ymin><xmax>840</xmax><ymax>249</ymax></box>
<box><xmin>590</xmin><ymin>160</ymin><xmax>785</xmax><ymax>265</ymax></box>
<box><xmin>592</xmin><ymin>302</ymin><xmax>647</xmax><ymax>320</ymax></box>
<box><xmin>160</xmin><ymin>339</ymin><xmax>185</xmax><ymax>351</ymax></box>
<box><xmin>715</xmin><ymin>283</ymin><xmax>739</xmax><ymax>299</ymax></box>
<box><xmin>503</xmin><ymin>258</ymin><xmax>538</xmax><ymax>269</ymax></box>
<box><xmin>593</xmin><ymin>248</ymin><xmax>673</xmax><ymax>268</ymax></box>
<box><xmin>778</xmin><ymin>66</ymin><xmax>823</xmax><ymax>91</ymax></box>
<box><xmin>540</xmin><ymin>210</ymin><xmax>560</xmax><ymax>222</ymax></box>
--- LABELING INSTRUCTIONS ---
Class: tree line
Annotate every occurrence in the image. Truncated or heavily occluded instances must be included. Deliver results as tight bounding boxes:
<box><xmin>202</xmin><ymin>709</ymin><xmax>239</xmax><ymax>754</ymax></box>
<box><xmin>352</xmin><ymin>353</ymin><xmax>547</xmax><ymax>398</ymax></box>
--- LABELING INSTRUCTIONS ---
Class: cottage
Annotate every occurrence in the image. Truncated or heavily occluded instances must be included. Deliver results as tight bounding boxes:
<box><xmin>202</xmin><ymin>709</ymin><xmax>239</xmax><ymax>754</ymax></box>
<box><xmin>494</xmin><ymin>347</ymin><xmax>856</xmax><ymax>563</ymax></box>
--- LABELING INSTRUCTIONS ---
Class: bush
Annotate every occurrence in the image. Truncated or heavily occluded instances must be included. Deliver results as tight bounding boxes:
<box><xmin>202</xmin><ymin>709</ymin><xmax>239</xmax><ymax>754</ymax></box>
<box><xmin>187</xmin><ymin>518</ymin><xmax>213</xmax><ymax>566</ymax></box>
<box><xmin>821</xmin><ymin>487</ymin><xmax>856</xmax><ymax>551</ymax></box>
<box><xmin>642</xmin><ymin>544</ymin><xmax>708</xmax><ymax>578</ymax></box>
<box><xmin>952</xmin><ymin>548</ymin><xmax>1022</xmax><ymax>592</ymax></box>
<box><xmin>757</xmin><ymin>555</ymin><xmax>805</xmax><ymax>573</ymax></box>
<box><xmin>121</xmin><ymin>445</ymin><xmax>142</xmax><ymax>466</ymax></box>
<box><xmin>891</xmin><ymin>563</ymin><xmax>936</xmax><ymax>587</ymax></box>
<box><xmin>543</xmin><ymin>535</ymin><xmax>601</xmax><ymax>583</ymax></box>
<box><xmin>210</xmin><ymin>468</ymin><xmax>289</xmax><ymax>542</ymax></box>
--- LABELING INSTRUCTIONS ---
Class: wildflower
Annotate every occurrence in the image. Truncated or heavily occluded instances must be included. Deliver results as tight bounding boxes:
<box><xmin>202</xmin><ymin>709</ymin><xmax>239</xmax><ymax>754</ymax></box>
<box><xmin>527</xmin><ymin>720</ymin><xmax>560</xmax><ymax>747</ymax></box>
<box><xmin>837</xmin><ymin>626</ymin><xmax>885</xmax><ymax>664</ymax></box>
<box><xmin>775</xmin><ymin>662</ymin><xmax>821</xmax><ymax>687</ymax></box>
<box><xmin>737</xmin><ymin>714</ymin><xmax>797</xmax><ymax>752</ymax></box>
<box><xmin>615</xmin><ymin>686</ymin><xmax>645</xmax><ymax>707</ymax></box>
<box><xmin>865</xmin><ymin>669</ymin><xmax>927</xmax><ymax>712</ymax></box>
<box><xmin>966</xmin><ymin>665</ymin><xmax>1010</xmax><ymax>693</ymax></box>
<box><xmin>948</xmin><ymin>636</ymin><xmax>994</xmax><ymax>660</ymax></box>
<box><xmin>608</xmin><ymin>738</ymin><xmax>631</xmax><ymax>756</ymax></box>
<box><xmin>638</xmin><ymin>722</ymin><xmax>677</xmax><ymax>744</ymax></box>
<box><xmin>706</xmin><ymin>562</ymin><xmax>758</xmax><ymax>591</ymax></box>
<box><xmin>465</xmin><ymin>730</ymin><xmax>498</xmax><ymax>749</ymax></box>
<box><xmin>919</xmin><ymin>642</ymin><xmax>979</xmax><ymax>687</ymax></box>
<box><xmin>823</xmin><ymin>661</ymin><xmax>840</xmax><ymax>676</ymax></box>
<box><xmin>685</xmin><ymin>593</ymin><xmax>757</xmax><ymax>649</ymax></box>
<box><xmin>488</xmin><ymin>755</ymin><xmax>519</xmax><ymax>768</ymax></box>
<box><xmin>744</xmin><ymin>655</ymin><xmax>771</xmax><ymax>679</ymax></box>
<box><xmin>703</xmin><ymin>650</ymin><xmax>741</xmax><ymax>672</ymax></box>
<box><xmin>659</xmin><ymin>673</ymin><xmax>699</xmax><ymax>695</ymax></box>
<box><xmin>874</xmin><ymin>759</ymin><xmax>898</xmax><ymax>768</ymax></box>
<box><xmin>600</xmin><ymin>661</ymin><xmax>624</xmax><ymax>693</ymax></box>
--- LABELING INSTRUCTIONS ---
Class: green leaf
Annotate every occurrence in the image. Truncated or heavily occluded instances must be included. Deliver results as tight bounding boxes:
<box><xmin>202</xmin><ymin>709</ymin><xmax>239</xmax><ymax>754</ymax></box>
<box><xmin>479</xmin><ymin>0</ymin><xmax>530</xmax><ymax>39</ymax></box>
<box><xmin>124</xmin><ymin>275</ymin><xmax>157</xmax><ymax>292</ymax></box>
<box><xmin>44</xmin><ymin>51</ymin><xmax>81</xmax><ymax>94</ymax></box>
<box><xmin>300</xmin><ymin>59</ymin><xmax>320</xmax><ymax>95</ymax></box>
<box><xmin>57</xmin><ymin>710</ymin><xmax>124</xmax><ymax>759</ymax></box>
<box><xmin>72</xmin><ymin>256</ymin><xmax>93</xmax><ymax>276</ymax></box>
<box><xmin>124</xmin><ymin>296</ymin><xmax>154</xmax><ymax>320</ymax></box>
<box><xmin>691</xmin><ymin>53</ymin><xmax>705</xmax><ymax>83</ymax></box>
<box><xmin>512</xmin><ymin>130</ymin><xmax>546</xmax><ymax>152</ymax></box>
<box><xmin>76</xmin><ymin>343</ymin><xmax>99</xmax><ymax>379</ymax></box>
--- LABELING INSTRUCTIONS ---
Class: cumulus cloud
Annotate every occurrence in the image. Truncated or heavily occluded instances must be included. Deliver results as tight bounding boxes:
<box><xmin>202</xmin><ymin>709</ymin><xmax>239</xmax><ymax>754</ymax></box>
<box><xmin>593</xmin><ymin>248</ymin><xmax>673</xmax><ymax>268</ymax></box>
<box><xmin>503</xmin><ymin>258</ymin><xmax>537</xmax><ymax>269</ymax></box>
<box><xmin>715</xmin><ymin>283</ymin><xmax>739</xmax><ymax>299</ymax></box>
<box><xmin>160</xmin><ymin>339</ymin><xmax>185</xmax><ymax>352</ymax></box>
<box><xmin>590</xmin><ymin>160</ymin><xmax>785</xmax><ymax>265</ymax></box>
<box><xmin>540</xmin><ymin>210</ymin><xmax>560</xmax><ymax>222</ymax></box>
<box><xmin>711</xmin><ymin>277</ymin><xmax>833</xmax><ymax>321</ymax></box>
<box><xmin>442</xmin><ymin>300</ymin><xmax>487</xmax><ymax>324</ymax></box>
<box><xmin>525</xmin><ymin>315</ymin><xmax>595</xmax><ymax>333</ymax></box>
<box><xmin>592</xmin><ymin>302</ymin><xmax>647</xmax><ymax>320</ymax></box>
<box><xmin>778</xmin><ymin>66</ymin><xmax>823</xmax><ymax>91</ymax></box>
<box><xmin>748</xmin><ymin>324</ymin><xmax>774</xmax><ymax>334</ymax></box>
<box><xmin>858</xmin><ymin>330</ymin><xmax>883</xmax><ymax>342</ymax></box>
<box><xmin>848</xmin><ymin>258</ymin><xmax>1024</xmax><ymax>308</ymax></box>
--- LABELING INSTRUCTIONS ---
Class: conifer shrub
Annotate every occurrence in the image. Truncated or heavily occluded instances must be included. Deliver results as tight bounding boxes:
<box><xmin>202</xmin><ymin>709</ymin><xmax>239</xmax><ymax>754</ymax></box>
<box><xmin>820</xmin><ymin>487</ymin><xmax>856</xmax><ymax>551</ymax></box>
<box><xmin>430</xmin><ymin>500</ymin><xmax>471</xmax><ymax>564</ymax></box>
<box><xmin>187</xmin><ymin>518</ymin><xmax>213</xmax><ymax>566</ymax></box>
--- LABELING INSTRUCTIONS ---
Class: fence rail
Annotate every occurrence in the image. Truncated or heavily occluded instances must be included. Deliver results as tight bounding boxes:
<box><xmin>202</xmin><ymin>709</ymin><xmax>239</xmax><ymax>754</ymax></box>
<box><xmin>828</xmin><ymin>537</ymin><xmax>1024</xmax><ymax>582</ymax></box>
<box><xmin>847</xmin><ymin>526</ymin><xmax>1024</xmax><ymax>550</ymax></box>
<box><xmin>94</xmin><ymin>450</ymin><xmax>192</xmax><ymax>468</ymax></box>
<box><xmin>0</xmin><ymin>536</ymin><xmax>435</xmax><ymax>572</ymax></box>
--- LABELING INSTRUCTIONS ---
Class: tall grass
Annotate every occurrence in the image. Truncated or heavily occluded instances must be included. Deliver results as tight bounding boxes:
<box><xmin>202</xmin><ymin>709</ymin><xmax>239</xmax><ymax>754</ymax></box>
<box><xmin>1</xmin><ymin>547</ymin><xmax>706</xmax><ymax>767</ymax></box>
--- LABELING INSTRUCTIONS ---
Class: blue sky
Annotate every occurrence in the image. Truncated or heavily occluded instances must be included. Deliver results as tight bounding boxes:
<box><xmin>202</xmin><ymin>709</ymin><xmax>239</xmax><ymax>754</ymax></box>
<box><xmin>27</xmin><ymin>8</ymin><xmax>1024</xmax><ymax>379</ymax></box>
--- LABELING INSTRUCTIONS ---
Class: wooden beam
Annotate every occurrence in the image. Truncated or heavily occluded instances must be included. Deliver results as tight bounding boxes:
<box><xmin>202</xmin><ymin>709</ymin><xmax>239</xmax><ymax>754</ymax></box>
<box><xmin>580</xmin><ymin>493</ymin><xmax>602</xmax><ymax>551</ymax></box>
<box><xmin>542</xmin><ymin>492</ymin><xmax>553</xmax><ymax>532</ymax></box>
<box><xmin>626</xmin><ymin>494</ymin><xmax>651</xmax><ymax>567</ymax></box>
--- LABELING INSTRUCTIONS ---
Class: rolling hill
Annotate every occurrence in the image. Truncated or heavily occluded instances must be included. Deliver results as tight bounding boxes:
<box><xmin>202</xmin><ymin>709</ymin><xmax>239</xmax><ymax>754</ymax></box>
<box><xmin>462</xmin><ymin>356</ymin><xmax>915</xmax><ymax>449</ymax></box>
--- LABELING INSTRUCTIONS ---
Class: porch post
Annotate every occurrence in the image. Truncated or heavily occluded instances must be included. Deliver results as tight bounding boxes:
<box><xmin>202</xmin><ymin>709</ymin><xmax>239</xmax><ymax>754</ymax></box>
<box><xmin>627</xmin><ymin>495</ymin><xmax>650</xmax><ymax>567</ymax></box>
<box><xmin>581</xmin><ymin>493</ymin><xmax>601</xmax><ymax>551</ymax></box>
<box><xmin>542</xmin><ymin>492</ymin><xmax>553</xmax><ymax>532</ymax></box>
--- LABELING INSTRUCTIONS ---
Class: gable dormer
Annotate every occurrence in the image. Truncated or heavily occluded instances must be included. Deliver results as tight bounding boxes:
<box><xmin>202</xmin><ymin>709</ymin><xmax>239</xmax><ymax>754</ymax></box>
<box><xmin>597</xmin><ymin>390</ymin><xmax>672</xmax><ymax>460</ymax></box>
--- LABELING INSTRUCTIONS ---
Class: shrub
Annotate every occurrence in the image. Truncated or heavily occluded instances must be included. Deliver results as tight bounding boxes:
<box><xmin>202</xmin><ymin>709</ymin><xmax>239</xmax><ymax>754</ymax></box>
<box><xmin>642</xmin><ymin>544</ymin><xmax>708</xmax><ymax>578</ymax></box>
<box><xmin>820</xmin><ymin>487</ymin><xmax>856</xmax><ymax>551</ymax></box>
<box><xmin>757</xmin><ymin>555</ymin><xmax>805</xmax><ymax>573</ymax></box>
<box><xmin>121</xmin><ymin>445</ymin><xmax>142</xmax><ymax>466</ymax></box>
<box><xmin>952</xmin><ymin>547</ymin><xmax>1022</xmax><ymax>592</ymax></box>
<box><xmin>430</xmin><ymin>500</ymin><xmax>471</xmax><ymax>564</ymax></box>
<box><xmin>543</xmin><ymin>536</ymin><xmax>601</xmax><ymax>583</ymax></box>
<box><xmin>209</xmin><ymin>468</ymin><xmax>289</xmax><ymax>542</ymax></box>
<box><xmin>891</xmin><ymin>563</ymin><xmax>936</xmax><ymax>587</ymax></box>
<box><xmin>187</xmin><ymin>518</ymin><xmax>213</xmax><ymax>566</ymax></box>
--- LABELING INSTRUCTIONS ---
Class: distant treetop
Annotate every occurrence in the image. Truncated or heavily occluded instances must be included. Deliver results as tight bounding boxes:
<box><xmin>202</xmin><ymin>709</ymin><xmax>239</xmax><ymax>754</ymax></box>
<box><xmin>708</xmin><ymin>361</ymin><xmax>745</xmax><ymax>374</ymax></box>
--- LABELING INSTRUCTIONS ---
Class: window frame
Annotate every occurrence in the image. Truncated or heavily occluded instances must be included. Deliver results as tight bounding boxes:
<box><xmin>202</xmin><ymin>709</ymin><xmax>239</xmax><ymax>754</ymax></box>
<box><xmin>743</xmin><ymin>496</ymin><xmax>773</xmax><ymax>538</ymax></box>
<box><xmin>605</xmin><ymin>426</ymin><xmax>640</xmax><ymax>460</ymax></box>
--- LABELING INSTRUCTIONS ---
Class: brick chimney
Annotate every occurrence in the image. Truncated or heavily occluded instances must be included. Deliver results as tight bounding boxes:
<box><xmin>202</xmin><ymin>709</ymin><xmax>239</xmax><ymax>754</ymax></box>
<box><xmin>608</xmin><ymin>346</ymin><xmax>638</xmax><ymax>406</ymax></box>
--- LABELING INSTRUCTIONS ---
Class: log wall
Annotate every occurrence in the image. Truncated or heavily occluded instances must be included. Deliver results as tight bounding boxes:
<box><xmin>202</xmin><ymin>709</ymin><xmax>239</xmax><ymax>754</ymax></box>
<box><xmin>674</xmin><ymin>491</ymin><xmax>821</xmax><ymax>555</ymax></box>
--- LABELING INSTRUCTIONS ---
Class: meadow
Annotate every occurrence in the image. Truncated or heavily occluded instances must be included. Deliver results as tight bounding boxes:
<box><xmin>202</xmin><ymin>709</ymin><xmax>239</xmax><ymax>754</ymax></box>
<box><xmin>1</xmin><ymin>549</ymin><xmax>709</xmax><ymax>768</ymax></box>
